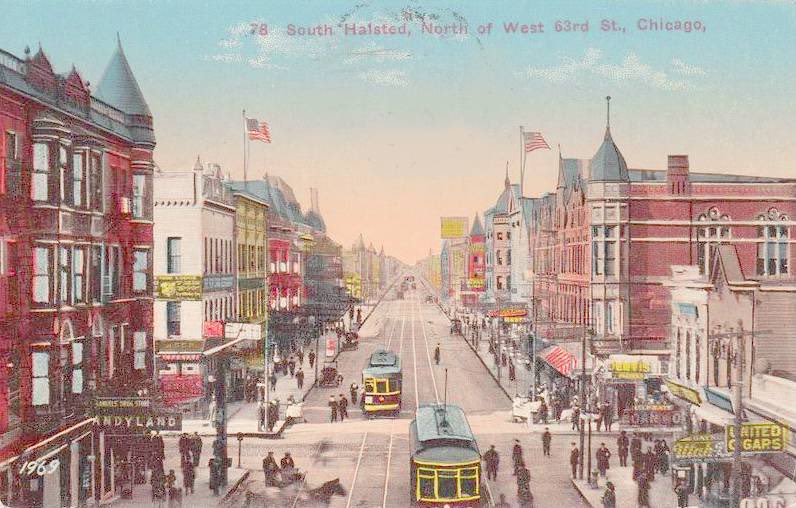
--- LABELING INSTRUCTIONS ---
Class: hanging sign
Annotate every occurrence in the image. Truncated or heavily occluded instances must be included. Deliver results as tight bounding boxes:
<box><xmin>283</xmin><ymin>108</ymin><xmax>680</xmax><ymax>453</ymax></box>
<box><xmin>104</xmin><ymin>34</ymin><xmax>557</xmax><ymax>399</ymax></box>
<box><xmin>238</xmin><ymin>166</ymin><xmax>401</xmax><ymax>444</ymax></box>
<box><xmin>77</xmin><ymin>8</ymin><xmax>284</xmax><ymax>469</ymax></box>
<box><xmin>726</xmin><ymin>423</ymin><xmax>788</xmax><ymax>453</ymax></box>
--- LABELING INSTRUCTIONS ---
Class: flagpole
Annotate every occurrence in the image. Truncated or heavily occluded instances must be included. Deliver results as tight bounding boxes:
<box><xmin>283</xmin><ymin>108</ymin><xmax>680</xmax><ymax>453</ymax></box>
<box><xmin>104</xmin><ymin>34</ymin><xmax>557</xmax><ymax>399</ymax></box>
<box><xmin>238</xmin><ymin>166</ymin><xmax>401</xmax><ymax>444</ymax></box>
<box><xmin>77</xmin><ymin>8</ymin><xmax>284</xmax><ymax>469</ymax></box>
<box><xmin>243</xmin><ymin>109</ymin><xmax>248</xmax><ymax>188</ymax></box>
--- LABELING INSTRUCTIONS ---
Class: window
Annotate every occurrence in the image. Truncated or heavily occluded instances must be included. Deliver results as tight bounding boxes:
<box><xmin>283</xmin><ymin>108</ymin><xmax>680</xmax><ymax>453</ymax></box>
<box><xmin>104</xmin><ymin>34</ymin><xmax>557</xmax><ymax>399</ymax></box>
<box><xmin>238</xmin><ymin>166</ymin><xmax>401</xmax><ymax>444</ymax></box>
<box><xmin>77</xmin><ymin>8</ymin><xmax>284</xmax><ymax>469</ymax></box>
<box><xmin>506</xmin><ymin>231</ymin><xmax>511</xmax><ymax>240</ymax></box>
<box><xmin>32</xmin><ymin>143</ymin><xmax>49</xmax><ymax>201</ymax></box>
<box><xmin>496</xmin><ymin>250</ymin><xmax>503</xmax><ymax>266</ymax></box>
<box><xmin>418</xmin><ymin>469</ymin><xmax>435</xmax><ymax>500</ymax></box>
<box><xmin>133</xmin><ymin>331</ymin><xmax>147</xmax><ymax>370</ymax></box>
<box><xmin>507</xmin><ymin>249</ymin><xmax>512</xmax><ymax>266</ymax></box>
<box><xmin>3</xmin><ymin>131</ymin><xmax>18</xmax><ymax>194</ymax></box>
<box><xmin>33</xmin><ymin>246</ymin><xmax>52</xmax><ymax>303</ymax></box>
<box><xmin>438</xmin><ymin>470</ymin><xmax>457</xmax><ymax>499</ymax></box>
<box><xmin>59</xmin><ymin>145</ymin><xmax>72</xmax><ymax>205</ymax></box>
<box><xmin>686</xmin><ymin>331</ymin><xmax>692</xmax><ymax>381</ymax></box>
<box><xmin>31</xmin><ymin>351</ymin><xmax>50</xmax><ymax>406</ymax></box>
<box><xmin>133</xmin><ymin>249</ymin><xmax>149</xmax><ymax>292</ymax></box>
<box><xmin>103</xmin><ymin>245</ymin><xmax>120</xmax><ymax>299</ymax></box>
<box><xmin>696</xmin><ymin>208</ymin><xmax>731</xmax><ymax>275</ymax></box>
<box><xmin>72</xmin><ymin>342</ymin><xmax>83</xmax><ymax>394</ymax></box>
<box><xmin>496</xmin><ymin>276</ymin><xmax>503</xmax><ymax>290</ymax></box>
<box><xmin>605</xmin><ymin>241</ymin><xmax>616</xmax><ymax>276</ymax></box>
<box><xmin>59</xmin><ymin>247</ymin><xmax>71</xmax><ymax>304</ymax></box>
<box><xmin>90</xmin><ymin>245</ymin><xmax>102</xmax><ymax>303</ymax></box>
<box><xmin>757</xmin><ymin>213</ymin><xmax>789</xmax><ymax>276</ymax></box>
<box><xmin>167</xmin><ymin>302</ymin><xmax>181</xmax><ymax>336</ymax></box>
<box><xmin>167</xmin><ymin>237</ymin><xmax>181</xmax><ymax>273</ymax></box>
<box><xmin>0</xmin><ymin>239</ymin><xmax>9</xmax><ymax>276</ymax></box>
<box><xmin>73</xmin><ymin>246</ymin><xmax>85</xmax><ymax>304</ymax></box>
<box><xmin>89</xmin><ymin>152</ymin><xmax>103</xmax><ymax>211</ymax></box>
<box><xmin>72</xmin><ymin>152</ymin><xmax>84</xmax><ymax>207</ymax></box>
<box><xmin>695</xmin><ymin>333</ymin><xmax>701</xmax><ymax>384</ymax></box>
<box><xmin>497</xmin><ymin>232</ymin><xmax>503</xmax><ymax>241</ymax></box>
<box><xmin>132</xmin><ymin>174</ymin><xmax>145</xmax><ymax>218</ymax></box>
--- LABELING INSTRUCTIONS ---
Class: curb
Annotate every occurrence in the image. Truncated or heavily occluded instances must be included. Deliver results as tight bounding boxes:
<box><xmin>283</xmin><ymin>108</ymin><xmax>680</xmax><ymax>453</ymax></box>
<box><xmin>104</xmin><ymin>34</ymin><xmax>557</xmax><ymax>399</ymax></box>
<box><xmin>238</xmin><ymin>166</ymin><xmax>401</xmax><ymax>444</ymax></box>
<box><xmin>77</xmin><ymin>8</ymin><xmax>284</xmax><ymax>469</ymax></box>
<box><xmin>570</xmin><ymin>478</ymin><xmax>596</xmax><ymax>508</ymax></box>
<box><xmin>418</xmin><ymin>277</ymin><xmax>512</xmax><ymax>402</ymax></box>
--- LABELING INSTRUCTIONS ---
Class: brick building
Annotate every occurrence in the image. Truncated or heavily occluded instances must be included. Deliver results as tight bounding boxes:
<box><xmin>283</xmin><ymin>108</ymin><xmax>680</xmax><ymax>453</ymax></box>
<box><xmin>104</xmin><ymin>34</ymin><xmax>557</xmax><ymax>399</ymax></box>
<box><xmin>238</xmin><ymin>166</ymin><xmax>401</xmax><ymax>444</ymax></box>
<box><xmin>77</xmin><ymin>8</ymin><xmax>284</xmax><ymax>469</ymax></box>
<box><xmin>0</xmin><ymin>39</ymin><xmax>155</xmax><ymax>506</ymax></box>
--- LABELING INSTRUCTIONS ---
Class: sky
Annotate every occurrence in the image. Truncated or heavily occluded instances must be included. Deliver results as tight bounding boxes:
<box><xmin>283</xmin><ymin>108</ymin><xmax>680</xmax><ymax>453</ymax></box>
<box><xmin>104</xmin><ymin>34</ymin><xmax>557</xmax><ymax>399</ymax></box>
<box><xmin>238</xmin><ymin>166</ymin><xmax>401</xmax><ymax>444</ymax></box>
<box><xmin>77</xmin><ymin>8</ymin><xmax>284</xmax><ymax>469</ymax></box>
<box><xmin>4</xmin><ymin>0</ymin><xmax>796</xmax><ymax>263</ymax></box>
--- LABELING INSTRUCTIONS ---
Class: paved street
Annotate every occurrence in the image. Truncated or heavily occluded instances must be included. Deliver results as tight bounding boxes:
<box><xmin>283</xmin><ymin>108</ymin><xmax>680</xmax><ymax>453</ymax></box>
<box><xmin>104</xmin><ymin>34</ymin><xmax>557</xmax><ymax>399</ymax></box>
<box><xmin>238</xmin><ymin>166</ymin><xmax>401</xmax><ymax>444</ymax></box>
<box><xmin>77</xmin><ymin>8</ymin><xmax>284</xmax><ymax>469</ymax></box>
<box><xmin>120</xmin><ymin>285</ymin><xmax>589</xmax><ymax>507</ymax></box>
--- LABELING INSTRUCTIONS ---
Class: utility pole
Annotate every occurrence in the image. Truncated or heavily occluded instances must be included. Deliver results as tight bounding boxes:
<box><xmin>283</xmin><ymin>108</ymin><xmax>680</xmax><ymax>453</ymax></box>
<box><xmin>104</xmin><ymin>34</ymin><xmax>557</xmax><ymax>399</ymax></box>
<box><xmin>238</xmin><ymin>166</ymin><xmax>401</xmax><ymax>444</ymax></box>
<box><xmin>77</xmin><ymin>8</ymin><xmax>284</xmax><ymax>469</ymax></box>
<box><xmin>214</xmin><ymin>355</ymin><xmax>229</xmax><ymax>487</ymax></box>
<box><xmin>579</xmin><ymin>329</ymin><xmax>586</xmax><ymax>480</ymax></box>
<box><xmin>731</xmin><ymin>323</ymin><xmax>744</xmax><ymax>508</ymax></box>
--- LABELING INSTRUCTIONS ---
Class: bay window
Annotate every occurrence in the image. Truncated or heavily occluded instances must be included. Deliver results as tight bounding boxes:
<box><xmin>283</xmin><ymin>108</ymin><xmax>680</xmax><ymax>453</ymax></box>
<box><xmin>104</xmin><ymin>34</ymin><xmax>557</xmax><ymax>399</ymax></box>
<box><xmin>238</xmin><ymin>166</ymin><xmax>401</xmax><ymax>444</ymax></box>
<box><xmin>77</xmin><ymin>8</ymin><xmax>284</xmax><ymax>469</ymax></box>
<box><xmin>32</xmin><ymin>142</ymin><xmax>49</xmax><ymax>202</ymax></box>
<box><xmin>73</xmin><ymin>247</ymin><xmax>85</xmax><ymax>304</ymax></box>
<box><xmin>59</xmin><ymin>145</ymin><xmax>72</xmax><ymax>205</ymax></box>
<box><xmin>72</xmin><ymin>152</ymin><xmax>85</xmax><ymax>208</ymax></box>
<box><xmin>89</xmin><ymin>152</ymin><xmax>103</xmax><ymax>211</ymax></box>
<box><xmin>133</xmin><ymin>249</ymin><xmax>149</xmax><ymax>292</ymax></box>
<box><xmin>132</xmin><ymin>173</ymin><xmax>146</xmax><ymax>218</ymax></box>
<box><xmin>33</xmin><ymin>246</ymin><xmax>52</xmax><ymax>304</ymax></box>
<box><xmin>59</xmin><ymin>246</ymin><xmax>72</xmax><ymax>304</ymax></box>
<box><xmin>134</xmin><ymin>331</ymin><xmax>147</xmax><ymax>370</ymax></box>
<box><xmin>31</xmin><ymin>351</ymin><xmax>50</xmax><ymax>406</ymax></box>
<box><xmin>72</xmin><ymin>342</ymin><xmax>83</xmax><ymax>394</ymax></box>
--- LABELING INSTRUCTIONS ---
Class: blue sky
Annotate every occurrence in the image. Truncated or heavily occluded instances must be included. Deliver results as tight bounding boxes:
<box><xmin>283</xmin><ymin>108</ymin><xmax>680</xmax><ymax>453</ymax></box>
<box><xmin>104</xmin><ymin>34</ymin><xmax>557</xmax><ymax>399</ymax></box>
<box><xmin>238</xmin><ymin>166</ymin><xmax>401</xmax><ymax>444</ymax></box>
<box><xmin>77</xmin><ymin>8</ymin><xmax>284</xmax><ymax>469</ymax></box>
<box><xmin>4</xmin><ymin>1</ymin><xmax>795</xmax><ymax>262</ymax></box>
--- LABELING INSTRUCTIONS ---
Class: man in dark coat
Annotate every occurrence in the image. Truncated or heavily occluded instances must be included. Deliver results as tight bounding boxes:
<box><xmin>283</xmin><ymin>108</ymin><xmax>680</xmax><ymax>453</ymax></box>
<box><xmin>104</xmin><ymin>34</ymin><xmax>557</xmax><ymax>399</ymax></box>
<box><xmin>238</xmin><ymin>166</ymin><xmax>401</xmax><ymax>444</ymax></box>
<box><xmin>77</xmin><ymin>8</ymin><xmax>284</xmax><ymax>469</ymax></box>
<box><xmin>151</xmin><ymin>431</ymin><xmax>165</xmax><ymax>462</ymax></box>
<box><xmin>178</xmin><ymin>433</ymin><xmax>190</xmax><ymax>465</ymax></box>
<box><xmin>601</xmin><ymin>481</ymin><xmax>616</xmax><ymax>508</ymax></box>
<box><xmin>596</xmin><ymin>442</ymin><xmax>611</xmax><ymax>477</ymax></box>
<box><xmin>338</xmin><ymin>394</ymin><xmax>348</xmax><ymax>421</ymax></box>
<box><xmin>603</xmin><ymin>401</ymin><xmax>614</xmax><ymax>431</ymax></box>
<box><xmin>308</xmin><ymin>350</ymin><xmax>316</xmax><ymax>368</ymax></box>
<box><xmin>350</xmin><ymin>382</ymin><xmax>359</xmax><ymax>404</ymax></box>
<box><xmin>191</xmin><ymin>432</ymin><xmax>202</xmax><ymax>467</ymax></box>
<box><xmin>296</xmin><ymin>368</ymin><xmax>305</xmax><ymax>389</ymax></box>
<box><xmin>637</xmin><ymin>472</ymin><xmax>651</xmax><ymax>508</ymax></box>
<box><xmin>434</xmin><ymin>343</ymin><xmax>441</xmax><ymax>365</ymax></box>
<box><xmin>572</xmin><ymin>404</ymin><xmax>581</xmax><ymax>431</ymax></box>
<box><xmin>262</xmin><ymin>451</ymin><xmax>280</xmax><ymax>486</ymax></box>
<box><xmin>570</xmin><ymin>443</ymin><xmax>580</xmax><ymax>478</ymax></box>
<box><xmin>267</xmin><ymin>401</ymin><xmax>278</xmax><ymax>432</ymax></box>
<box><xmin>516</xmin><ymin>463</ymin><xmax>531</xmax><ymax>494</ymax></box>
<box><xmin>511</xmin><ymin>440</ymin><xmax>523</xmax><ymax>475</ymax></box>
<box><xmin>539</xmin><ymin>400</ymin><xmax>549</xmax><ymax>424</ymax></box>
<box><xmin>208</xmin><ymin>458</ymin><xmax>220</xmax><ymax>496</ymax></box>
<box><xmin>643</xmin><ymin>446</ymin><xmax>656</xmax><ymax>481</ymax></box>
<box><xmin>630</xmin><ymin>434</ymin><xmax>642</xmax><ymax>464</ymax></box>
<box><xmin>482</xmin><ymin>445</ymin><xmax>499</xmax><ymax>481</ymax></box>
<box><xmin>674</xmin><ymin>479</ymin><xmax>688</xmax><ymax>508</ymax></box>
<box><xmin>542</xmin><ymin>428</ymin><xmax>552</xmax><ymax>457</ymax></box>
<box><xmin>280</xmin><ymin>452</ymin><xmax>295</xmax><ymax>470</ymax></box>
<box><xmin>617</xmin><ymin>431</ymin><xmax>629</xmax><ymax>467</ymax></box>
<box><xmin>329</xmin><ymin>395</ymin><xmax>338</xmax><ymax>422</ymax></box>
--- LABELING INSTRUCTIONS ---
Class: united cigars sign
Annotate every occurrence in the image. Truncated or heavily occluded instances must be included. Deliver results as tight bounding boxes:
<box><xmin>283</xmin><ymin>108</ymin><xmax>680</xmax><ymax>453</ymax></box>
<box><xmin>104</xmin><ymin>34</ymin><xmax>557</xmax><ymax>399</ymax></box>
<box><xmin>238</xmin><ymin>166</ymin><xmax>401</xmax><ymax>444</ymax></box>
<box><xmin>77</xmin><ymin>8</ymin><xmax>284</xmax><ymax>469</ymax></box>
<box><xmin>93</xmin><ymin>397</ymin><xmax>182</xmax><ymax>432</ymax></box>
<box><xmin>726</xmin><ymin>423</ymin><xmax>788</xmax><ymax>453</ymax></box>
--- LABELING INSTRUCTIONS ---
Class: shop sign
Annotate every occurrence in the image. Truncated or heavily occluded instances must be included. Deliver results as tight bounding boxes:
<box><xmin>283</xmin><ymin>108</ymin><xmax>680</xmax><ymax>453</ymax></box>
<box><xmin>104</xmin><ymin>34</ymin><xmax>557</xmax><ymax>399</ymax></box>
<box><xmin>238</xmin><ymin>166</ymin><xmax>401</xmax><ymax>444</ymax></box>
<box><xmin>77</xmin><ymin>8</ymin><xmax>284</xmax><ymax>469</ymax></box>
<box><xmin>468</xmin><ymin>278</ymin><xmax>485</xmax><ymax>289</ymax></box>
<box><xmin>160</xmin><ymin>374</ymin><xmax>204</xmax><ymax>406</ymax></box>
<box><xmin>665</xmin><ymin>379</ymin><xmax>702</xmax><ymax>405</ymax></box>
<box><xmin>94</xmin><ymin>414</ymin><xmax>182</xmax><ymax>432</ymax></box>
<box><xmin>203</xmin><ymin>320</ymin><xmax>224</xmax><ymax>338</ymax></box>
<box><xmin>203</xmin><ymin>274</ymin><xmax>234</xmax><ymax>292</ymax></box>
<box><xmin>608</xmin><ymin>355</ymin><xmax>660</xmax><ymax>380</ymax></box>
<box><xmin>155</xmin><ymin>275</ymin><xmax>203</xmax><ymax>300</ymax></box>
<box><xmin>155</xmin><ymin>339</ymin><xmax>205</xmax><ymax>353</ymax></box>
<box><xmin>673</xmin><ymin>433</ymin><xmax>723</xmax><ymax>460</ymax></box>
<box><xmin>624</xmin><ymin>404</ymin><xmax>682</xmax><ymax>427</ymax></box>
<box><xmin>440</xmin><ymin>217</ymin><xmax>468</xmax><ymax>239</ymax></box>
<box><xmin>726</xmin><ymin>423</ymin><xmax>788</xmax><ymax>453</ymax></box>
<box><xmin>239</xmin><ymin>277</ymin><xmax>265</xmax><ymax>290</ymax></box>
<box><xmin>94</xmin><ymin>397</ymin><xmax>152</xmax><ymax>415</ymax></box>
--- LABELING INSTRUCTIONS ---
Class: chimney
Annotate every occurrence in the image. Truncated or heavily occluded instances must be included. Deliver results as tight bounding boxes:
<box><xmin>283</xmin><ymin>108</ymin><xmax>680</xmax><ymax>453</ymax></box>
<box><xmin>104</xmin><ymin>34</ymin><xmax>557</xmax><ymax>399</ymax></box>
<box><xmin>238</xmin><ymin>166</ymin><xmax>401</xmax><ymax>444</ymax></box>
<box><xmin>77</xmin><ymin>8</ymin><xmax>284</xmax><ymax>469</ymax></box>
<box><xmin>667</xmin><ymin>155</ymin><xmax>690</xmax><ymax>195</ymax></box>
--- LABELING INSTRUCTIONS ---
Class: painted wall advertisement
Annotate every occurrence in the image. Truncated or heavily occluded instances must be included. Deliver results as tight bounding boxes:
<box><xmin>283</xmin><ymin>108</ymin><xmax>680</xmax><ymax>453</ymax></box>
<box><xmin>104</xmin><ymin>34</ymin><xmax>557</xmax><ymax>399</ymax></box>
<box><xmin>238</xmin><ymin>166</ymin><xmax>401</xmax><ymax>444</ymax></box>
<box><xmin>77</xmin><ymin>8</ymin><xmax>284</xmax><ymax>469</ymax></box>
<box><xmin>155</xmin><ymin>275</ymin><xmax>203</xmax><ymax>300</ymax></box>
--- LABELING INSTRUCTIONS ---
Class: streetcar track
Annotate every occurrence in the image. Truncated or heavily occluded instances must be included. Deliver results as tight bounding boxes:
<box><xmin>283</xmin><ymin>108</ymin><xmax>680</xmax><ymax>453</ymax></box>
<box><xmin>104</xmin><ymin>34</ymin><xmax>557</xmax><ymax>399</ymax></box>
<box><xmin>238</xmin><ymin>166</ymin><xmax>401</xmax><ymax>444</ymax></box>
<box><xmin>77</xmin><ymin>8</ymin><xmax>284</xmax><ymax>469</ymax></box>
<box><xmin>418</xmin><ymin>295</ymin><xmax>441</xmax><ymax>404</ymax></box>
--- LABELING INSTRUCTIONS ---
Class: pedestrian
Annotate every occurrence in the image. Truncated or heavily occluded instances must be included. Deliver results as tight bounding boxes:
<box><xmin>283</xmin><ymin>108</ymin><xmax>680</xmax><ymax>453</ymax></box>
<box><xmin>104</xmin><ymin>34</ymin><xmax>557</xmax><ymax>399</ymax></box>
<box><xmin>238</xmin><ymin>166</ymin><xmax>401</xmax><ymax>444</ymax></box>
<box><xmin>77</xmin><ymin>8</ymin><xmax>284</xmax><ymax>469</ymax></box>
<box><xmin>267</xmin><ymin>401</ymin><xmax>278</xmax><ymax>432</ymax></box>
<box><xmin>280</xmin><ymin>452</ymin><xmax>295</xmax><ymax>470</ymax></box>
<box><xmin>482</xmin><ymin>445</ymin><xmax>499</xmax><ymax>481</ymax></box>
<box><xmin>308</xmin><ymin>350</ymin><xmax>316</xmax><ymax>369</ymax></box>
<box><xmin>151</xmin><ymin>468</ymin><xmax>165</xmax><ymax>502</ymax></box>
<box><xmin>617</xmin><ymin>430</ymin><xmax>629</xmax><ymax>467</ymax></box>
<box><xmin>571</xmin><ymin>404</ymin><xmax>581</xmax><ymax>431</ymax></box>
<box><xmin>601</xmin><ymin>481</ymin><xmax>616</xmax><ymax>508</ymax></box>
<box><xmin>350</xmin><ymin>382</ymin><xmax>359</xmax><ymax>404</ymax></box>
<box><xmin>269</xmin><ymin>371</ymin><xmax>278</xmax><ymax>391</ymax></box>
<box><xmin>643</xmin><ymin>446</ymin><xmax>656</xmax><ymax>481</ymax></box>
<box><xmin>329</xmin><ymin>395</ymin><xmax>338</xmax><ymax>422</ymax></box>
<box><xmin>674</xmin><ymin>479</ymin><xmax>688</xmax><ymax>508</ymax></box>
<box><xmin>542</xmin><ymin>427</ymin><xmax>552</xmax><ymax>457</ymax></box>
<box><xmin>508</xmin><ymin>362</ymin><xmax>516</xmax><ymax>382</ymax></box>
<box><xmin>603</xmin><ymin>401</ymin><xmax>613</xmax><ymax>431</ymax></box>
<box><xmin>637</xmin><ymin>472</ymin><xmax>651</xmax><ymax>508</ymax></box>
<box><xmin>296</xmin><ymin>368</ymin><xmax>305</xmax><ymax>389</ymax></box>
<box><xmin>434</xmin><ymin>343</ymin><xmax>441</xmax><ymax>365</ymax></box>
<box><xmin>168</xmin><ymin>487</ymin><xmax>182</xmax><ymax>508</ymax></box>
<box><xmin>570</xmin><ymin>443</ymin><xmax>580</xmax><ymax>479</ymax></box>
<box><xmin>297</xmin><ymin>349</ymin><xmax>304</xmax><ymax>364</ymax></box>
<box><xmin>511</xmin><ymin>439</ymin><xmax>523</xmax><ymax>475</ymax></box>
<box><xmin>554</xmin><ymin>398</ymin><xmax>563</xmax><ymax>423</ymax></box>
<box><xmin>178</xmin><ymin>433</ymin><xmax>190</xmax><ymax>466</ymax></box>
<box><xmin>596</xmin><ymin>442</ymin><xmax>611</xmax><ymax>477</ymax></box>
<box><xmin>151</xmin><ymin>431</ymin><xmax>165</xmax><ymax>462</ymax></box>
<box><xmin>539</xmin><ymin>399</ymin><xmax>549</xmax><ymax>424</ymax></box>
<box><xmin>262</xmin><ymin>451</ymin><xmax>280</xmax><ymax>486</ymax></box>
<box><xmin>288</xmin><ymin>356</ymin><xmax>296</xmax><ymax>376</ymax></box>
<box><xmin>630</xmin><ymin>433</ymin><xmax>642</xmax><ymax>464</ymax></box>
<box><xmin>338</xmin><ymin>394</ymin><xmax>348</xmax><ymax>421</ymax></box>
<box><xmin>659</xmin><ymin>441</ymin><xmax>670</xmax><ymax>475</ymax></box>
<box><xmin>516</xmin><ymin>461</ymin><xmax>531</xmax><ymax>494</ymax></box>
<box><xmin>183</xmin><ymin>461</ymin><xmax>195</xmax><ymax>495</ymax></box>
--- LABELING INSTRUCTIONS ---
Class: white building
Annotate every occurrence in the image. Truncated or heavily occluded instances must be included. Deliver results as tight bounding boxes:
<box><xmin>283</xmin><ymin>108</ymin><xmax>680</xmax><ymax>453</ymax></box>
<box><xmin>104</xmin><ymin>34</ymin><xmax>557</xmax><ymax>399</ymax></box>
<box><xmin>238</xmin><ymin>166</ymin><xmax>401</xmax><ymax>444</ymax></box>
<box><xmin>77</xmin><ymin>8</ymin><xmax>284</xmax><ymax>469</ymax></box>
<box><xmin>153</xmin><ymin>158</ymin><xmax>236</xmax><ymax>408</ymax></box>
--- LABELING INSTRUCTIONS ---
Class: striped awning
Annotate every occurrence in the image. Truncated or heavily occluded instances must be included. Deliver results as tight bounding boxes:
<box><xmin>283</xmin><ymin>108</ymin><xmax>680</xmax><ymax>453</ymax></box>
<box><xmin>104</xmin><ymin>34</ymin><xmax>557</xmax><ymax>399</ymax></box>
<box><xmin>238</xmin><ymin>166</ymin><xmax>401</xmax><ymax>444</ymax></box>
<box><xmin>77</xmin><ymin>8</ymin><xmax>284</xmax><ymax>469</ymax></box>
<box><xmin>158</xmin><ymin>353</ymin><xmax>203</xmax><ymax>362</ymax></box>
<box><xmin>539</xmin><ymin>345</ymin><xmax>578</xmax><ymax>376</ymax></box>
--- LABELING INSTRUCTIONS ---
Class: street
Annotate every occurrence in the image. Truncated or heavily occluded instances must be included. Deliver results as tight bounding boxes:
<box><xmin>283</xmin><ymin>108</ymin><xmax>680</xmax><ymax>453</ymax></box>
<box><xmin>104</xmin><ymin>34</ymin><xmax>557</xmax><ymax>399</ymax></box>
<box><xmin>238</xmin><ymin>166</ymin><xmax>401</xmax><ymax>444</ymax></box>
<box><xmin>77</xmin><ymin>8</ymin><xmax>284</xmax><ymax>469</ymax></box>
<box><xmin>122</xmin><ymin>286</ymin><xmax>588</xmax><ymax>508</ymax></box>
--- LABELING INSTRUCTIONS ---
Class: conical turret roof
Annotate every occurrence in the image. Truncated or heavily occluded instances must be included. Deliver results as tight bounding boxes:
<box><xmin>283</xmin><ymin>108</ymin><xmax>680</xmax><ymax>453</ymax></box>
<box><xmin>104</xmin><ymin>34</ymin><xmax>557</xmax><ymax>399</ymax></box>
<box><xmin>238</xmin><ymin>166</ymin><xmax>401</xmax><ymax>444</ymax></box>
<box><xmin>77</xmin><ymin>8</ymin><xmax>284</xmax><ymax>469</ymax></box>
<box><xmin>470</xmin><ymin>213</ymin><xmax>484</xmax><ymax>236</ymax></box>
<box><xmin>589</xmin><ymin>127</ymin><xmax>628</xmax><ymax>182</ymax></box>
<box><xmin>95</xmin><ymin>36</ymin><xmax>151</xmax><ymax>116</ymax></box>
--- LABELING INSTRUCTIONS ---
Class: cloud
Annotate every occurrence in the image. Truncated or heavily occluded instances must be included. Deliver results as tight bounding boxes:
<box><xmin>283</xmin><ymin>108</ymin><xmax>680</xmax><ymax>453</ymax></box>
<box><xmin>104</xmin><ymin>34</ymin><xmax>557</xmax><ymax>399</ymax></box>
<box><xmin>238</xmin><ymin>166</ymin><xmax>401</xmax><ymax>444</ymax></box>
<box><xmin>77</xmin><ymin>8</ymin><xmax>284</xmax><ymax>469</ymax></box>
<box><xmin>358</xmin><ymin>69</ymin><xmax>408</xmax><ymax>87</ymax></box>
<box><xmin>671</xmin><ymin>58</ymin><xmax>706</xmax><ymax>76</ymax></box>
<box><xmin>523</xmin><ymin>49</ymin><xmax>703</xmax><ymax>91</ymax></box>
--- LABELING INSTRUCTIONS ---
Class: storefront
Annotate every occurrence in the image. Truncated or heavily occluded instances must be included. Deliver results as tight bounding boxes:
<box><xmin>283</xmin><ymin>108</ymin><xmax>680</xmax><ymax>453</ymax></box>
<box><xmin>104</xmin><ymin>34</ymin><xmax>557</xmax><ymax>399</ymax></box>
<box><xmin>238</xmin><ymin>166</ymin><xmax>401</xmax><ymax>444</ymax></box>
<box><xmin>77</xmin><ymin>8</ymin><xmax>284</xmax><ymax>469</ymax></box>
<box><xmin>600</xmin><ymin>354</ymin><xmax>665</xmax><ymax>418</ymax></box>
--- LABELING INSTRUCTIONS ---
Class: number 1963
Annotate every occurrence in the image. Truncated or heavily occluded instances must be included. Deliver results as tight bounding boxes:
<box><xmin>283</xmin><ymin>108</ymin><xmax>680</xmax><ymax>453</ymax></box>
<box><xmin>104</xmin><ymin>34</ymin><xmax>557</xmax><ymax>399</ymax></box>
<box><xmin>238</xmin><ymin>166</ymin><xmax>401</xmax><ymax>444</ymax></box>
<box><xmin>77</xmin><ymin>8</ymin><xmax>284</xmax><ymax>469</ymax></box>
<box><xmin>19</xmin><ymin>459</ymin><xmax>60</xmax><ymax>477</ymax></box>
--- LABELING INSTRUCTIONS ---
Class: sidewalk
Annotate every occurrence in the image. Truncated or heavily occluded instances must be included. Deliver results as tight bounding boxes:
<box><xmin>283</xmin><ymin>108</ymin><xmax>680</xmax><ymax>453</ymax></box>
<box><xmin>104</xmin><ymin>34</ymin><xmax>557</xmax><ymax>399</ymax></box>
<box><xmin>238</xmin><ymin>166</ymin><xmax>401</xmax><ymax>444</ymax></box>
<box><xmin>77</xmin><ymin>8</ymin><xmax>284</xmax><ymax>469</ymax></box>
<box><xmin>571</xmin><ymin>465</ymin><xmax>697</xmax><ymax>508</ymax></box>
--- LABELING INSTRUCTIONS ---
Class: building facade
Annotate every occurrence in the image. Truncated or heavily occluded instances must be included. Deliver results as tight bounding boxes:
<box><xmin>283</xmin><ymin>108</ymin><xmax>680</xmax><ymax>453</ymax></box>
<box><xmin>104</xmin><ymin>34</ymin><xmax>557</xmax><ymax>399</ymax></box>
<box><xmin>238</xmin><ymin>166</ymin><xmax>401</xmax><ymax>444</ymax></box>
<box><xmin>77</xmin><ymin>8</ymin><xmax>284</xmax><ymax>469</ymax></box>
<box><xmin>0</xmin><ymin>40</ymin><xmax>155</xmax><ymax>506</ymax></box>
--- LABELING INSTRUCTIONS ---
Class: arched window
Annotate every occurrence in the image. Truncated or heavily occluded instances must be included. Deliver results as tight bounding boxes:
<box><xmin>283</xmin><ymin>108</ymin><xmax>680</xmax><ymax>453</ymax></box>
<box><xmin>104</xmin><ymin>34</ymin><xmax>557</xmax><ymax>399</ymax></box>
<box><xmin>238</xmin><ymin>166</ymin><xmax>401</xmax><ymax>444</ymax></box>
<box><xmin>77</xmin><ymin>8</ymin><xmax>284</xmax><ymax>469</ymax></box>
<box><xmin>696</xmin><ymin>207</ymin><xmax>731</xmax><ymax>275</ymax></box>
<box><xmin>756</xmin><ymin>208</ymin><xmax>789</xmax><ymax>277</ymax></box>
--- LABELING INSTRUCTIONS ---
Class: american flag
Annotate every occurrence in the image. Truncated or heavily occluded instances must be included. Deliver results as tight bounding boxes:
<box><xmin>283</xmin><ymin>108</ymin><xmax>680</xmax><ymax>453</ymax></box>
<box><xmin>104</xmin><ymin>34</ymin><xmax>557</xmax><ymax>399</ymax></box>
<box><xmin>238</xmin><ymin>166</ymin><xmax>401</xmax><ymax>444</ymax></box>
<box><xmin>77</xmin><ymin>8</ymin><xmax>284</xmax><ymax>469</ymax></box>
<box><xmin>246</xmin><ymin>118</ymin><xmax>272</xmax><ymax>143</ymax></box>
<box><xmin>524</xmin><ymin>131</ymin><xmax>549</xmax><ymax>153</ymax></box>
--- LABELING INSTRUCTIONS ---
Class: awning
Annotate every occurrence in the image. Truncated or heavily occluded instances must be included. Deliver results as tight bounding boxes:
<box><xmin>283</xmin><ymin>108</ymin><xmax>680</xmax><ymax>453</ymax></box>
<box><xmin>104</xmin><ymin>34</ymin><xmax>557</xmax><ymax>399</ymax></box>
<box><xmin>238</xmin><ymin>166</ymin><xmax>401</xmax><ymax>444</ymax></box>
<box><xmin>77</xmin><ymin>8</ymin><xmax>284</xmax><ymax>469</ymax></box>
<box><xmin>158</xmin><ymin>353</ymin><xmax>203</xmax><ymax>362</ymax></box>
<box><xmin>539</xmin><ymin>345</ymin><xmax>579</xmax><ymax>376</ymax></box>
